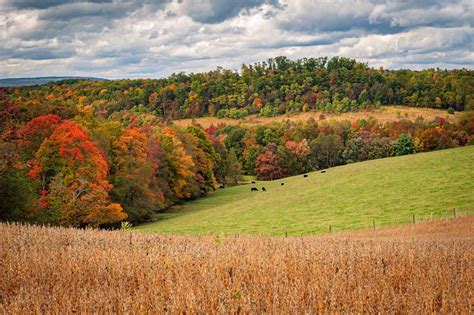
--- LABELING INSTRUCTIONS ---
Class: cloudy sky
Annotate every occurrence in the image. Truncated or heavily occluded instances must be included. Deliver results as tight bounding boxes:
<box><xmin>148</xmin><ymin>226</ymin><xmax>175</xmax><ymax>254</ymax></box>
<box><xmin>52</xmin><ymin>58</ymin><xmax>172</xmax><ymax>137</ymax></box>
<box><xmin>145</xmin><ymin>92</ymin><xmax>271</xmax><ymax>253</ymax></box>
<box><xmin>1</xmin><ymin>0</ymin><xmax>473</xmax><ymax>79</ymax></box>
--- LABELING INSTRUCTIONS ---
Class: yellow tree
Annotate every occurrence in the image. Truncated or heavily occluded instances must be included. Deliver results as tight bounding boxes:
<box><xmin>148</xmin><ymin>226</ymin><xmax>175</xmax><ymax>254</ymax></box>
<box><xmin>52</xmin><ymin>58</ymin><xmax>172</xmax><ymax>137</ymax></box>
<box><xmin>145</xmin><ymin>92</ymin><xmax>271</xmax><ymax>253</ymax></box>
<box><xmin>111</xmin><ymin>128</ymin><xmax>164</xmax><ymax>222</ymax></box>
<box><xmin>154</xmin><ymin>126</ymin><xmax>195</xmax><ymax>199</ymax></box>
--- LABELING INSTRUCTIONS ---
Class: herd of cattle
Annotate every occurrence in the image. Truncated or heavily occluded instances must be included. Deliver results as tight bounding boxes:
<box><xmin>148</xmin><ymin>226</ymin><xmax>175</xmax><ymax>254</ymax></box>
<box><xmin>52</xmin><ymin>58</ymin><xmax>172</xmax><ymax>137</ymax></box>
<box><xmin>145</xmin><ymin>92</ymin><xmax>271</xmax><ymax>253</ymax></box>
<box><xmin>248</xmin><ymin>171</ymin><xmax>327</xmax><ymax>192</ymax></box>
<box><xmin>217</xmin><ymin>170</ymin><xmax>327</xmax><ymax>192</ymax></box>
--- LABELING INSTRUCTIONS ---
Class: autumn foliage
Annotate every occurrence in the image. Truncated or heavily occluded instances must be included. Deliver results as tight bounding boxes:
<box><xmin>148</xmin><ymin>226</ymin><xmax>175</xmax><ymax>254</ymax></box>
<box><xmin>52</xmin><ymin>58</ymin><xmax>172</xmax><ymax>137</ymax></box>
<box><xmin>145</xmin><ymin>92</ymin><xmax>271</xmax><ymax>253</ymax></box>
<box><xmin>255</xmin><ymin>149</ymin><xmax>283</xmax><ymax>180</ymax></box>
<box><xmin>2</xmin><ymin>56</ymin><xmax>473</xmax><ymax>122</ymax></box>
<box><xmin>27</xmin><ymin>120</ymin><xmax>126</xmax><ymax>226</ymax></box>
<box><xmin>18</xmin><ymin>114</ymin><xmax>63</xmax><ymax>158</ymax></box>
<box><xmin>111</xmin><ymin>128</ymin><xmax>163</xmax><ymax>222</ymax></box>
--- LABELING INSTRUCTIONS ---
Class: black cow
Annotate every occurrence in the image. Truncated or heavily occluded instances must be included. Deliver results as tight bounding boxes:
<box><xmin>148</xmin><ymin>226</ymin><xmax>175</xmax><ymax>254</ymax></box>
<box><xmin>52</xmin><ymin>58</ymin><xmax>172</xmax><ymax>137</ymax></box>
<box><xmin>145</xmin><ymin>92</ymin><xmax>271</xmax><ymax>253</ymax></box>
<box><xmin>251</xmin><ymin>187</ymin><xmax>258</xmax><ymax>192</ymax></box>
<box><xmin>251</xmin><ymin>181</ymin><xmax>256</xmax><ymax>184</ymax></box>
<box><xmin>321</xmin><ymin>170</ymin><xmax>326</xmax><ymax>173</ymax></box>
<box><xmin>261</xmin><ymin>187</ymin><xmax>266</xmax><ymax>192</ymax></box>
<box><xmin>219</xmin><ymin>185</ymin><xmax>225</xmax><ymax>189</ymax></box>
<box><xmin>281</xmin><ymin>183</ymin><xmax>285</xmax><ymax>186</ymax></box>
<box><xmin>303</xmin><ymin>174</ymin><xmax>308</xmax><ymax>178</ymax></box>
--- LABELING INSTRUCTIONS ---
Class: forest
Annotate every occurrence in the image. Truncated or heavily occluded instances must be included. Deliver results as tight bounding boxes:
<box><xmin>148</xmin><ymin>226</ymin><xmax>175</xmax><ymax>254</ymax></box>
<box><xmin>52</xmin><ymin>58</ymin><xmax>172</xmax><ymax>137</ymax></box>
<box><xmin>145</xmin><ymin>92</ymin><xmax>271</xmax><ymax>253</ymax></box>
<box><xmin>1</xmin><ymin>56</ymin><xmax>473</xmax><ymax>228</ymax></box>
<box><xmin>1</xmin><ymin>56</ymin><xmax>473</xmax><ymax>122</ymax></box>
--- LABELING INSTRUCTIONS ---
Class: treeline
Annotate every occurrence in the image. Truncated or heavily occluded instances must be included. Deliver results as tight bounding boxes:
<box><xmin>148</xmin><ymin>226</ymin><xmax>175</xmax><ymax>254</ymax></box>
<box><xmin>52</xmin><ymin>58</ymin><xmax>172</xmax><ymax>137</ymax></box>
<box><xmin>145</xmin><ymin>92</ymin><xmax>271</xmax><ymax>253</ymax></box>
<box><xmin>218</xmin><ymin>114</ymin><xmax>473</xmax><ymax>181</ymax></box>
<box><xmin>1</xmin><ymin>56</ymin><xmax>473</xmax><ymax>125</ymax></box>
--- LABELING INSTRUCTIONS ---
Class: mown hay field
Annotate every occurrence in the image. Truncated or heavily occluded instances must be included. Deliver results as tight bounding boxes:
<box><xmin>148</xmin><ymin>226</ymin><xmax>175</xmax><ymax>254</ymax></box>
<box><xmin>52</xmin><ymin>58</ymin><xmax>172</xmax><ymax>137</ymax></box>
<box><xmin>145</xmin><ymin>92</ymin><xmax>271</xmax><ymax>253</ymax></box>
<box><xmin>173</xmin><ymin>105</ymin><xmax>462</xmax><ymax>129</ymax></box>
<box><xmin>1</xmin><ymin>217</ymin><xmax>473</xmax><ymax>313</ymax></box>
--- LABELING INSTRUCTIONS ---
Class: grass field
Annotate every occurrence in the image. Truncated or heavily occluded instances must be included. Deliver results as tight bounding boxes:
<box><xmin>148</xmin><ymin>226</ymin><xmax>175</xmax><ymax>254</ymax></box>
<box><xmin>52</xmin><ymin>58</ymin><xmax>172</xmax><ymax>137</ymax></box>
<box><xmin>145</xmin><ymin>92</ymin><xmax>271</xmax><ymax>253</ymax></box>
<box><xmin>134</xmin><ymin>146</ymin><xmax>474</xmax><ymax>236</ymax></box>
<box><xmin>173</xmin><ymin>106</ymin><xmax>462</xmax><ymax>129</ymax></box>
<box><xmin>1</xmin><ymin>218</ymin><xmax>473</xmax><ymax>313</ymax></box>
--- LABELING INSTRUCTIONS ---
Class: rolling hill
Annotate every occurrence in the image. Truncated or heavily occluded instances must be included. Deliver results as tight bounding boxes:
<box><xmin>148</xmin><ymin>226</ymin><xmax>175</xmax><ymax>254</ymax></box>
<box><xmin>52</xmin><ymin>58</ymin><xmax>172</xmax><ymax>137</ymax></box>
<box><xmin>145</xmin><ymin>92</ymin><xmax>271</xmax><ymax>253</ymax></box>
<box><xmin>0</xmin><ymin>76</ymin><xmax>104</xmax><ymax>87</ymax></box>
<box><xmin>134</xmin><ymin>146</ymin><xmax>474</xmax><ymax>236</ymax></box>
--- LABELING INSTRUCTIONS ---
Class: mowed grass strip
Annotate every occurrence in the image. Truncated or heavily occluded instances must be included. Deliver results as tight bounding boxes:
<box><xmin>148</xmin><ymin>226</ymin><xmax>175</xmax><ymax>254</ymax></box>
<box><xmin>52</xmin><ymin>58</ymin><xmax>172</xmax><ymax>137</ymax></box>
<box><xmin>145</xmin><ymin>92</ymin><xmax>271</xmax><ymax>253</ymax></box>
<box><xmin>134</xmin><ymin>146</ymin><xmax>474</xmax><ymax>236</ymax></box>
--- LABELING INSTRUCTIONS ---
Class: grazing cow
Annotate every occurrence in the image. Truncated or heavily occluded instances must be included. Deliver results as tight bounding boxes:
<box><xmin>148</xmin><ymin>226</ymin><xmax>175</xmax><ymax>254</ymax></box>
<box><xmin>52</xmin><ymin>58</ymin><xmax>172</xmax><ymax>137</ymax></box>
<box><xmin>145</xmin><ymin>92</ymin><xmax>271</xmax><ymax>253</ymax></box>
<box><xmin>251</xmin><ymin>187</ymin><xmax>258</xmax><ymax>192</ymax></box>
<box><xmin>281</xmin><ymin>183</ymin><xmax>285</xmax><ymax>186</ymax></box>
<box><xmin>303</xmin><ymin>174</ymin><xmax>308</xmax><ymax>178</ymax></box>
<box><xmin>219</xmin><ymin>185</ymin><xmax>225</xmax><ymax>189</ymax></box>
<box><xmin>251</xmin><ymin>181</ymin><xmax>256</xmax><ymax>184</ymax></box>
<box><xmin>261</xmin><ymin>187</ymin><xmax>266</xmax><ymax>192</ymax></box>
<box><xmin>321</xmin><ymin>170</ymin><xmax>326</xmax><ymax>173</ymax></box>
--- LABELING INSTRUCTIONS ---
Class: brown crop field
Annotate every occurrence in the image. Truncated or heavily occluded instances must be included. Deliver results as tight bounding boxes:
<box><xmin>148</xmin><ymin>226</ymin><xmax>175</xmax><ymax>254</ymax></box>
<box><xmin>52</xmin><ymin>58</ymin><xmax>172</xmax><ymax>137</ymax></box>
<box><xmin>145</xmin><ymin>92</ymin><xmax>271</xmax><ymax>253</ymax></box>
<box><xmin>1</xmin><ymin>217</ymin><xmax>473</xmax><ymax>313</ymax></box>
<box><xmin>173</xmin><ymin>106</ymin><xmax>462</xmax><ymax>129</ymax></box>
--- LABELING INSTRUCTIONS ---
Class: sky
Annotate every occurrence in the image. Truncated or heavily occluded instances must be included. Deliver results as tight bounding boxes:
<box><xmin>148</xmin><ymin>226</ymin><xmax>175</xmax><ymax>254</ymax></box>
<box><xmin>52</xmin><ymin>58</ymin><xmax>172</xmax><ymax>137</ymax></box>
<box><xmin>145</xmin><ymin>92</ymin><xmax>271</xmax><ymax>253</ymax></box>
<box><xmin>0</xmin><ymin>0</ymin><xmax>473</xmax><ymax>79</ymax></box>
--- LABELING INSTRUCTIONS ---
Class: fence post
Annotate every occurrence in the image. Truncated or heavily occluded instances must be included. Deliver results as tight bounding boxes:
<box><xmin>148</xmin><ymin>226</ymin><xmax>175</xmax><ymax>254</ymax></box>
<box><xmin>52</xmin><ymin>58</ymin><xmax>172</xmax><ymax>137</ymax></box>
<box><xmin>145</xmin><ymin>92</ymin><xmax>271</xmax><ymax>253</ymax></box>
<box><xmin>453</xmin><ymin>208</ymin><xmax>457</xmax><ymax>219</ymax></box>
<box><xmin>373</xmin><ymin>219</ymin><xmax>375</xmax><ymax>230</ymax></box>
<box><xmin>285</xmin><ymin>231</ymin><xmax>288</xmax><ymax>238</ymax></box>
<box><xmin>412</xmin><ymin>213</ymin><xmax>416</xmax><ymax>224</ymax></box>
<box><xmin>329</xmin><ymin>225</ymin><xmax>332</xmax><ymax>233</ymax></box>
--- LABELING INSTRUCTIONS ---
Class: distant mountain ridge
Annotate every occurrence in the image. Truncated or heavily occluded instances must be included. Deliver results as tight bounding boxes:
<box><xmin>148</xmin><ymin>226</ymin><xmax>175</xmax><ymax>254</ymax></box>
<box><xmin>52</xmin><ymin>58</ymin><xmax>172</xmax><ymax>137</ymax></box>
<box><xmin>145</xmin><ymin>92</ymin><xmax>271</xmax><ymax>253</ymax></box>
<box><xmin>0</xmin><ymin>76</ymin><xmax>104</xmax><ymax>87</ymax></box>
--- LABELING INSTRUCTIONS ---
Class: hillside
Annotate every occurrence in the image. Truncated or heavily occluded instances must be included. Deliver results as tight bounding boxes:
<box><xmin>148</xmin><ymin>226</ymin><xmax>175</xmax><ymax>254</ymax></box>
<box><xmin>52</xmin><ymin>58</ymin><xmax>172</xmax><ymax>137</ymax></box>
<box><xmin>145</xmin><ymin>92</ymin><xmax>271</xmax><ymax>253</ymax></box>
<box><xmin>2</xmin><ymin>57</ymin><xmax>472</xmax><ymax>122</ymax></box>
<box><xmin>135</xmin><ymin>146</ymin><xmax>474</xmax><ymax>236</ymax></box>
<box><xmin>0</xmin><ymin>76</ymin><xmax>103</xmax><ymax>87</ymax></box>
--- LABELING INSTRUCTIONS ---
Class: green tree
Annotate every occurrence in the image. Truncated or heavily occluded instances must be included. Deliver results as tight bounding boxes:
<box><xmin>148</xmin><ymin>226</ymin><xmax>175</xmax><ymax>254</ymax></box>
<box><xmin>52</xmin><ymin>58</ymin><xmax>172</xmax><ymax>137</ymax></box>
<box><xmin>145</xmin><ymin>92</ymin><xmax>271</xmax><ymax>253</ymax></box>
<box><xmin>225</xmin><ymin>149</ymin><xmax>242</xmax><ymax>185</ymax></box>
<box><xmin>394</xmin><ymin>134</ymin><xmax>415</xmax><ymax>156</ymax></box>
<box><xmin>310</xmin><ymin>134</ymin><xmax>344</xmax><ymax>169</ymax></box>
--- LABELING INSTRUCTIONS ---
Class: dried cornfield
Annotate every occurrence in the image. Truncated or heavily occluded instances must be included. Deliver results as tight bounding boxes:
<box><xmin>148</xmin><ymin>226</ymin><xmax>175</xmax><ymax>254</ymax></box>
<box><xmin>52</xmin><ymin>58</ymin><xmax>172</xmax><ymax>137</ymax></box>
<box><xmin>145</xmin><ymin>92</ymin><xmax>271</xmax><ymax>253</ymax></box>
<box><xmin>1</xmin><ymin>217</ymin><xmax>473</xmax><ymax>313</ymax></box>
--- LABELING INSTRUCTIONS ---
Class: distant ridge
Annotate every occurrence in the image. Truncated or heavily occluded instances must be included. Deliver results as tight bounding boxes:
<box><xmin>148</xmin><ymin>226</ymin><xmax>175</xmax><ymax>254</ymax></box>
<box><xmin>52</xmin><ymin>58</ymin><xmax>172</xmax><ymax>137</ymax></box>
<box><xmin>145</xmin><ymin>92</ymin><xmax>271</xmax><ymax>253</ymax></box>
<box><xmin>0</xmin><ymin>76</ymin><xmax>105</xmax><ymax>87</ymax></box>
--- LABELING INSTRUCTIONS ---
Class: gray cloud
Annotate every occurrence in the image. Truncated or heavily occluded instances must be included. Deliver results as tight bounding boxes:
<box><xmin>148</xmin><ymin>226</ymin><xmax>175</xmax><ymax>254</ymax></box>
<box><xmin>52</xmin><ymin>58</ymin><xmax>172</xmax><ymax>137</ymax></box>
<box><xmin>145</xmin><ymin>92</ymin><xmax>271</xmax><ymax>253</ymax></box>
<box><xmin>3</xmin><ymin>0</ymin><xmax>113</xmax><ymax>10</ymax></box>
<box><xmin>0</xmin><ymin>0</ymin><xmax>472</xmax><ymax>79</ymax></box>
<box><xmin>38</xmin><ymin>2</ymin><xmax>130</xmax><ymax>21</ymax></box>
<box><xmin>174</xmin><ymin>0</ymin><xmax>280</xmax><ymax>23</ymax></box>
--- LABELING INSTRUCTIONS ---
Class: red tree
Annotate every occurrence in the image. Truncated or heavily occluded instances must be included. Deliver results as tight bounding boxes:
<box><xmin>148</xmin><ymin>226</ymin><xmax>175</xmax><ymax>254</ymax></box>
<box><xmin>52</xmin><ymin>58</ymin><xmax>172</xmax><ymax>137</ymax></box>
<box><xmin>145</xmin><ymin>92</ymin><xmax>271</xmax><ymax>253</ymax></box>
<box><xmin>18</xmin><ymin>114</ymin><xmax>63</xmax><ymax>159</ymax></box>
<box><xmin>255</xmin><ymin>150</ymin><xmax>284</xmax><ymax>180</ymax></box>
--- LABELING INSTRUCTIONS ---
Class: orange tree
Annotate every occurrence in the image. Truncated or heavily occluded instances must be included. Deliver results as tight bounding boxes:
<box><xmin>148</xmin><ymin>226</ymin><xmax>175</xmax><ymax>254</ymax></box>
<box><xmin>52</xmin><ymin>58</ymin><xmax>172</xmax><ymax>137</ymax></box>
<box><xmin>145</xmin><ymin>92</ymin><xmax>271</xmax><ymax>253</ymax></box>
<box><xmin>29</xmin><ymin>120</ymin><xmax>126</xmax><ymax>227</ymax></box>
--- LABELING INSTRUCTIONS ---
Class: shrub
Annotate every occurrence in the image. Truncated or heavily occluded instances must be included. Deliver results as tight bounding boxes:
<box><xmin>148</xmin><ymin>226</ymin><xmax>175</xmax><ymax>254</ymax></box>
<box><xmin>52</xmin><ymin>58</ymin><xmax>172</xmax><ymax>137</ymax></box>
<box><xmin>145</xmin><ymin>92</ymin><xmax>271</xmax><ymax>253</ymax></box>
<box><xmin>394</xmin><ymin>134</ymin><xmax>415</xmax><ymax>156</ymax></box>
